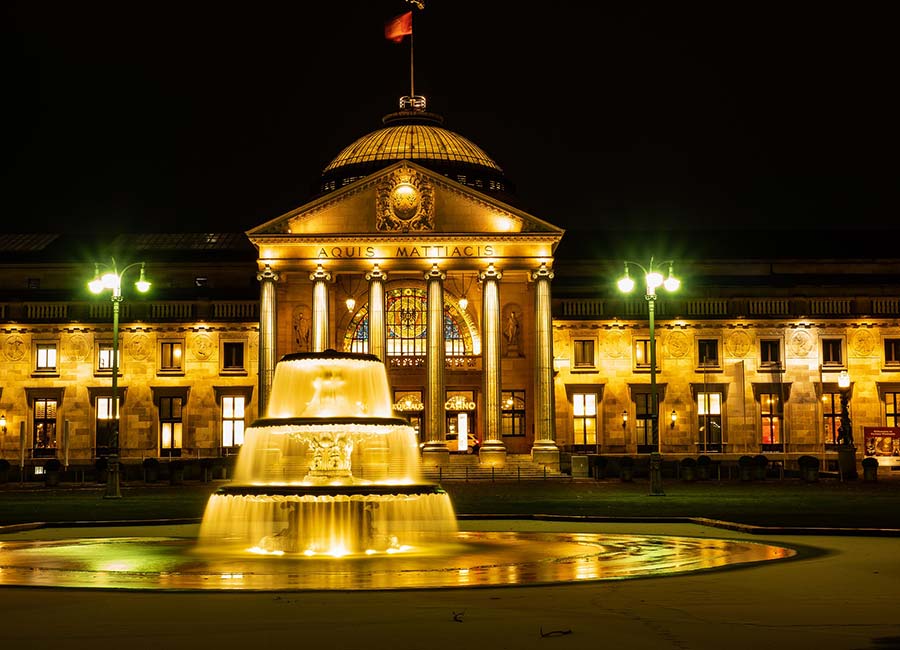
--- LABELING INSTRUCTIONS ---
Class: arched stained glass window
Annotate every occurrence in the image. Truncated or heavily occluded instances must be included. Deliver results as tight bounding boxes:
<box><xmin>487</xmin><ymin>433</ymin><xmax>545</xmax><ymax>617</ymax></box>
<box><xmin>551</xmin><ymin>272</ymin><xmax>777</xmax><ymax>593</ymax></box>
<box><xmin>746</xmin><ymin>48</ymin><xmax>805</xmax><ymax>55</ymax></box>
<box><xmin>343</xmin><ymin>287</ymin><xmax>471</xmax><ymax>359</ymax></box>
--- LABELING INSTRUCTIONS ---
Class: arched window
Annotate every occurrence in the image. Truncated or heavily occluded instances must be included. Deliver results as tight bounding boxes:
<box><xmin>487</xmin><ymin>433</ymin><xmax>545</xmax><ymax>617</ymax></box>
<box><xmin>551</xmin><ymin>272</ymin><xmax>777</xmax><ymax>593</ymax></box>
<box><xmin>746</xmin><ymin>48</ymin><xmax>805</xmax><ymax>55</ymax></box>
<box><xmin>343</xmin><ymin>288</ymin><xmax>472</xmax><ymax>361</ymax></box>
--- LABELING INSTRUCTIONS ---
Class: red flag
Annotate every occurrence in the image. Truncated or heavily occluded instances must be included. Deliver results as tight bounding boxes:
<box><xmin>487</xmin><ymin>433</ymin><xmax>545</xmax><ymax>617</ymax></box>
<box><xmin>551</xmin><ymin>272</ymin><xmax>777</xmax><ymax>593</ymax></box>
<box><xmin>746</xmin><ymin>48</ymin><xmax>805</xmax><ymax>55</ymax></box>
<box><xmin>385</xmin><ymin>11</ymin><xmax>412</xmax><ymax>43</ymax></box>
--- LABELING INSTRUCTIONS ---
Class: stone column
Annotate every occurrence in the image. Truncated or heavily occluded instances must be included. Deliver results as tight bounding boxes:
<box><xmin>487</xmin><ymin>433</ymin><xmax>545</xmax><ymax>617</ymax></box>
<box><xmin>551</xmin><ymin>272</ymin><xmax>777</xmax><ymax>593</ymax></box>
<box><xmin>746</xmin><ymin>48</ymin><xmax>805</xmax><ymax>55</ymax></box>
<box><xmin>256</xmin><ymin>264</ymin><xmax>280</xmax><ymax>414</ymax></box>
<box><xmin>365</xmin><ymin>263</ymin><xmax>388</xmax><ymax>363</ymax></box>
<box><xmin>421</xmin><ymin>263</ymin><xmax>450</xmax><ymax>466</ymax></box>
<box><xmin>531</xmin><ymin>262</ymin><xmax>559</xmax><ymax>469</ymax></box>
<box><xmin>310</xmin><ymin>264</ymin><xmax>332</xmax><ymax>353</ymax></box>
<box><xmin>479</xmin><ymin>263</ymin><xmax>506</xmax><ymax>466</ymax></box>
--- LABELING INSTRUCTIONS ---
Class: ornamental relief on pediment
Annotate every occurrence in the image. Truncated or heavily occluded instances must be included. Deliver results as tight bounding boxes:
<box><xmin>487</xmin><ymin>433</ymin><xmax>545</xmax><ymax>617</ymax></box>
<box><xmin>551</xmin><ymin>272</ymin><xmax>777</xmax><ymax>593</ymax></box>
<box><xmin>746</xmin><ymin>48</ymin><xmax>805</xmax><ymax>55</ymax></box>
<box><xmin>375</xmin><ymin>166</ymin><xmax>435</xmax><ymax>232</ymax></box>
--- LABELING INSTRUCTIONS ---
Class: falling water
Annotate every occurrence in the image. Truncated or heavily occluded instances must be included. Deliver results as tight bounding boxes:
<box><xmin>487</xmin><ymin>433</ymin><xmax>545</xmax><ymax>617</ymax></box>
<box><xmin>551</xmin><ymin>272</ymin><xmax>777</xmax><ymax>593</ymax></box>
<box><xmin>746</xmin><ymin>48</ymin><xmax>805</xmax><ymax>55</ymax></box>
<box><xmin>197</xmin><ymin>350</ymin><xmax>458</xmax><ymax>556</ymax></box>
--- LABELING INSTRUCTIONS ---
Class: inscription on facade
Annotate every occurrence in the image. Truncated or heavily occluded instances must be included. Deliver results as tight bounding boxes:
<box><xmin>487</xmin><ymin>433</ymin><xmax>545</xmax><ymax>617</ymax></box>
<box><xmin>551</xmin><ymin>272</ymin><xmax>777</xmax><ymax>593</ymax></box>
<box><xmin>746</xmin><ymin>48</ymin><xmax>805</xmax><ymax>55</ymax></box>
<box><xmin>315</xmin><ymin>245</ymin><xmax>496</xmax><ymax>259</ymax></box>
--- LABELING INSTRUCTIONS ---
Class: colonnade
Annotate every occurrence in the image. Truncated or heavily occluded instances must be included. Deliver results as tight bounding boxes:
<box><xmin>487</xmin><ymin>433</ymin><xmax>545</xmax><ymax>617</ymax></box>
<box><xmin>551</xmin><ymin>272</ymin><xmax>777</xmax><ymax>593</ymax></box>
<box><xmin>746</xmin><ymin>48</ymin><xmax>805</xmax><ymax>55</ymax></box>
<box><xmin>257</xmin><ymin>260</ymin><xmax>558</xmax><ymax>466</ymax></box>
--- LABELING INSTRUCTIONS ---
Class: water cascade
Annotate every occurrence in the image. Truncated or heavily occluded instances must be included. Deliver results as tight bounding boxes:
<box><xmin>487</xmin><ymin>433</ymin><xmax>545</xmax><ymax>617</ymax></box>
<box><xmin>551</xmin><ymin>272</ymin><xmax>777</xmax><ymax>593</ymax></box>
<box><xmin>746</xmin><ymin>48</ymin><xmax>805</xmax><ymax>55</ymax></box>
<box><xmin>197</xmin><ymin>350</ymin><xmax>457</xmax><ymax>556</ymax></box>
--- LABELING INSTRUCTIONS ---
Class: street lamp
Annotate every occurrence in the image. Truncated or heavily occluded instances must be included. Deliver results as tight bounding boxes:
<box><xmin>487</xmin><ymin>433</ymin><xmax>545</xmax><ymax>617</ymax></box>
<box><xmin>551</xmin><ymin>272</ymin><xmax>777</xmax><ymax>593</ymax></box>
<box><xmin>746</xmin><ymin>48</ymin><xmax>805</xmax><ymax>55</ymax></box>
<box><xmin>89</xmin><ymin>258</ymin><xmax>151</xmax><ymax>498</ymax></box>
<box><xmin>617</xmin><ymin>257</ymin><xmax>680</xmax><ymax>452</ymax></box>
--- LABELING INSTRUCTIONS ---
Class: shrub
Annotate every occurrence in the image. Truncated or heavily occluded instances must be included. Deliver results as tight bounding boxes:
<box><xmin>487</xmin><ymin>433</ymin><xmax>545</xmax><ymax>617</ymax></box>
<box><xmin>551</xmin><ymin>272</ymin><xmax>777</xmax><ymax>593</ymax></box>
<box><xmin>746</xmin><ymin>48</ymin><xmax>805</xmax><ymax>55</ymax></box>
<box><xmin>44</xmin><ymin>458</ymin><xmax>62</xmax><ymax>472</ymax></box>
<box><xmin>697</xmin><ymin>455</ymin><xmax>712</xmax><ymax>466</ymax></box>
<box><xmin>861</xmin><ymin>457</ymin><xmax>878</xmax><ymax>468</ymax></box>
<box><xmin>619</xmin><ymin>456</ymin><xmax>635</xmax><ymax>467</ymax></box>
<box><xmin>798</xmin><ymin>455</ymin><xmax>820</xmax><ymax>470</ymax></box>
<box><xmin>680</xmin><ymin>457</ymin><xmax>697</xmax><ymax>468</ymax></box>
<box><xmin>0</xmin><ymin>458</ymin><xmax>10</xmax><ymax>472</ymax></box>
<box><xmin>142</xmin><ymin>457</ymin><xmax>160</xmax><ymax>469</ymax></box>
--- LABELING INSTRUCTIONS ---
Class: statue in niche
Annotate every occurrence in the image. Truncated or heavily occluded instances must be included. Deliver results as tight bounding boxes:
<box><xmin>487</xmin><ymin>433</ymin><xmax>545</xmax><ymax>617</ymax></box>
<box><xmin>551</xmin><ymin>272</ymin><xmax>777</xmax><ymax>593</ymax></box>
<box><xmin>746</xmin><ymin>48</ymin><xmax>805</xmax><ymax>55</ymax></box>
<box><xmin>504</xmin><ymin>309</ymin><xmax>522</xmax><ymax>357</ymax></box>
<box><xmin>293</xmin><ymin>307</ymin><xmax>311</xmax><ymax>352</ymax></box>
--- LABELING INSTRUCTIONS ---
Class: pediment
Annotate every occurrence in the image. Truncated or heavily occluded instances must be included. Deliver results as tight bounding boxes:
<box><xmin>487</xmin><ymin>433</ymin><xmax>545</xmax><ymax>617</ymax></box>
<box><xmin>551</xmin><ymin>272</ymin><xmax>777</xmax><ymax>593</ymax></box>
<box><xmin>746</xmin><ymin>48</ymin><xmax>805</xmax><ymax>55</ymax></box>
<box><xmin>248</xmin><ymin>161</ymin><xmax>563</xmax><ymax>239</ymax></box>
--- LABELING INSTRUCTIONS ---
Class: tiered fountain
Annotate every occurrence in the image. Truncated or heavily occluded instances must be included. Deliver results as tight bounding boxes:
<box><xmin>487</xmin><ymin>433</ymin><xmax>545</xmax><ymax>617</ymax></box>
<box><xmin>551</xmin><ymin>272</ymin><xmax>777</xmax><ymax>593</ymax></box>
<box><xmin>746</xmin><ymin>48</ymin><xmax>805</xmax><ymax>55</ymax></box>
<box><xmin>198</xmin><ymin>349</ymin><xmax>457</xmax><ymax>556</ymax></box>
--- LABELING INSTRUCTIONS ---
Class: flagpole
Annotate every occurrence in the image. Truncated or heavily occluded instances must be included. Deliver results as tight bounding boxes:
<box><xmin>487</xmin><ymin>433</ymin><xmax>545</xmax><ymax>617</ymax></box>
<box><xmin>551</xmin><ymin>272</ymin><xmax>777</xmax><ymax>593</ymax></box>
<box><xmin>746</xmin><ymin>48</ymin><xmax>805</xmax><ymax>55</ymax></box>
<box><xmin>409</xmin><ymin>12</ymin><xmax>415</xmax><ymax>98</ymax></box>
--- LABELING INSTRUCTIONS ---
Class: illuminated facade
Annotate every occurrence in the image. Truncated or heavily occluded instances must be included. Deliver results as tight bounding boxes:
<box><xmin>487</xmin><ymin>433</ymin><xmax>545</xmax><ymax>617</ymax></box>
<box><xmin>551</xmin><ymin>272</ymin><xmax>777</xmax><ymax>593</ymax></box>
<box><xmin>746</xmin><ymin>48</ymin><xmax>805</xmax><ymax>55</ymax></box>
<box><xmin>2</xmin><ymin>104</ymin><xmax>900</xmax><ymax>479</ymax></box>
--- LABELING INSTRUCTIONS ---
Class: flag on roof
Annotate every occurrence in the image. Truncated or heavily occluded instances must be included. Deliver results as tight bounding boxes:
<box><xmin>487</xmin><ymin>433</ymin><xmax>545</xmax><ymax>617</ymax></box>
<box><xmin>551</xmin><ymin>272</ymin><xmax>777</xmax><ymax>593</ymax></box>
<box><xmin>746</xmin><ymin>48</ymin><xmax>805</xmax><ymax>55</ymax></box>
<box><xmin>385</xmin><ymin>11</ymin><xmax>413</xmax><ymax>43</ymax></box>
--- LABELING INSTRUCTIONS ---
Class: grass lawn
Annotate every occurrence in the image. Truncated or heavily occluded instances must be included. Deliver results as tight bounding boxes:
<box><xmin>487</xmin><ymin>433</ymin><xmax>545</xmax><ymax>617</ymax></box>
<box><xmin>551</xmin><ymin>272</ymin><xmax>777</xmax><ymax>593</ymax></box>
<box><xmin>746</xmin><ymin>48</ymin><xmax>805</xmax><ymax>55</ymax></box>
<box><xmin>1</xmin><ymin>476</ymin><xmax>899</xmax><ymax>529</ymax></box>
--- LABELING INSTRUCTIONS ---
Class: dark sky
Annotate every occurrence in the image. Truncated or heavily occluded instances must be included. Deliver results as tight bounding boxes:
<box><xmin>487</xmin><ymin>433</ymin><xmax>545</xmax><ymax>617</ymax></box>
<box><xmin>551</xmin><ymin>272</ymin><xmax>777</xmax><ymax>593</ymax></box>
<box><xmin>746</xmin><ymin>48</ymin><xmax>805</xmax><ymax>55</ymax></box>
<box><xmin>3</xmin><ymin>1</ymin><xmax>894</xmax><ymax>234</ymax></box>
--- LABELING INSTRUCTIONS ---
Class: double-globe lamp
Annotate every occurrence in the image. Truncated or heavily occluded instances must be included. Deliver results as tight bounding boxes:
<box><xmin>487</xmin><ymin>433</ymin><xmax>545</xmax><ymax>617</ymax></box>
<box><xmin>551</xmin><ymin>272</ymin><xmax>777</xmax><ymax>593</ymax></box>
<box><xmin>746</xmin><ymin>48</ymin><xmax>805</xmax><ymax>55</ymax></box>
<box><xmin>88</xmin><ymin>259</ymin><xmax>151</xmax><ymax>498</ymax></box>
<box><xmin>617</xmin><ymin>258</ymin><xmax>680</xmax><ymax>452</ymax></box>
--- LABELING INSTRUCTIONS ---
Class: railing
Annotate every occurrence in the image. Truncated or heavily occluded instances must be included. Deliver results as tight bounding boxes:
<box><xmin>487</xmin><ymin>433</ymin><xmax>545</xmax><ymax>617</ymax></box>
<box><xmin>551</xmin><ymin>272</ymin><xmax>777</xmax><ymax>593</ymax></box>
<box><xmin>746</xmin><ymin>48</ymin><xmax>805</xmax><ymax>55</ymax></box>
<box><xmin>555</xmin><ymin>296</ymin><xmax>900</xmax><ymax>320</ymax></box>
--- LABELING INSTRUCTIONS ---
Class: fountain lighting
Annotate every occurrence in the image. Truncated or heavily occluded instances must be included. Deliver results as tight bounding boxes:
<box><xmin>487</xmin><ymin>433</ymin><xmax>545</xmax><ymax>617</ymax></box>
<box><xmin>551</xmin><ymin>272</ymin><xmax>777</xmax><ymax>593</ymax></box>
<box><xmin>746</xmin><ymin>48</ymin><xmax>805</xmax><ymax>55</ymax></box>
<box><xmin>197</xmin><ymin>349</ymin><xmax>459</xmax><ymax>556</ymax></box>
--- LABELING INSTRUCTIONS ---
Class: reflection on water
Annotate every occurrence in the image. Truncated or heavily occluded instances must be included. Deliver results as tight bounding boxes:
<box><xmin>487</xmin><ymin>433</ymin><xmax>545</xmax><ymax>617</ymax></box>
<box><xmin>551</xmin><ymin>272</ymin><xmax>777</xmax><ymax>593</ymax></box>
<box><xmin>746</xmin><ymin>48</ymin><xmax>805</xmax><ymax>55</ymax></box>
<box><xmin>0</xmin><ymin>530</ymin><xmax>796</xmax><ymax>591</ymax></box>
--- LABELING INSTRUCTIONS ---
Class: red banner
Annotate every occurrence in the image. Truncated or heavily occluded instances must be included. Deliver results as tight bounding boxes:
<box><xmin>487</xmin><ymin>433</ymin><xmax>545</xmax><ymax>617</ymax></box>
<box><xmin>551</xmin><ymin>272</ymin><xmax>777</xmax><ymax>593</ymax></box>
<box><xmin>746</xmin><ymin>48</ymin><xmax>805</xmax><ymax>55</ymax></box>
<box><xmin>863</xmin><ymin>426</ymin><xmax>900</xmax><ymax>457</ymax></box>
<box><xmin>385</xmin><ymin>11</ymin><xmax>413</xmax><ymax>43</ymax></box>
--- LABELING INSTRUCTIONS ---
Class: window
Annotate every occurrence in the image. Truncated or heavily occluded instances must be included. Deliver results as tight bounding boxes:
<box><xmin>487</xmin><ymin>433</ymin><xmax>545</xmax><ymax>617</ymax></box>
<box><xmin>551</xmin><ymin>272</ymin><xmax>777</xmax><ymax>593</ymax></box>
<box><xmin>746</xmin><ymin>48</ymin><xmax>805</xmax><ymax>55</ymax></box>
<box><xmin>573</xmin><ymin>339</ymin><xmax>595</xmax><ymax>368</ymax></box>
<box><xmin>221</xmin><ymin>340</ymin><xmax>246</xmax><ymax>374</ymax></box>
<box><xmin>97</xmin><ymin>341</ymin><xmax>119</xmax><ymax>372</ymax></box>
<box><xmin>884</xmin><ymin>338</ymin><xmax>900</xmax><ymax>368</ymax></box>
<box><xmin>159</xmin><ymin>396</ymin><xmax>183</xmax><ymax>456</ymax></box>
<box><xmin>635</xmin><ymin>392</ymin><xmax>657</xmax><ymax>450</ymax></box>
<box><xmin>343</xmin><ymin>288</ymin><xmax>472</xmax><ymax>366</ymax></box>
<box><xmin>760</xmin><ymin>338</ymin><xmax>782</xmax><ymax>368</ymax></box>
<box><xmin>633</xmin><ymin>338</ymin><xmax>656</xmax><ymax>371</ymax></box>
<box><xmin>35</xmin><ymin>342</ymin><xmax>58</xmax><ymax>372</ymax></box>
<box><xmin>221</xmin><ymin>396</ymin><xmax>245</xmax><ymax>448</ymax></box>
<box><xmin>697</xmin><ymin>391</ymin><xmax>723</xmax><ymax>452</ymax></box>
<box><xmin>822</xmin><ymin>392</ymin><xmax>842</xmax><ymax>445</ymax></box>
<box><xmin>95</xmin><ymin>396</ymin><xmax>120</xmax><ymax>456</ymax></box>
<box><xmin>886</xmin><ymin>392</ymin><xmax>900</xmax><ymax>428</ymax></box>
<box><xmin>501</xmin><ymin>390</ymin><xmax>526</xmax><ymax>437</ymax></box>
<box><xmin>697</xmin><ymin>338</ymin><xmax>720</xmax><ymax>368</ymax></box>
<box><xmin>572</xmin><ymin>393</ymin><xmax>597</xmax><ymax>447</ymax></box>
<box><xmin>33</xmin><ymin>397</ymin><xmax>58</xmax><ymax>458</ymax></box>
<box><xmin>159</xmin><ymin>340</ymin><xmax>184</xmax><ymax>373</ymax></box>
<box><xmin>821</xmin><ymin>337</ymin><xmax>844</xmax><ymax>367</ymax></box>
<box><xmin>760</xmin><ymin>392</ymin><xmax>783</xmax><ymax>449</ymax></box>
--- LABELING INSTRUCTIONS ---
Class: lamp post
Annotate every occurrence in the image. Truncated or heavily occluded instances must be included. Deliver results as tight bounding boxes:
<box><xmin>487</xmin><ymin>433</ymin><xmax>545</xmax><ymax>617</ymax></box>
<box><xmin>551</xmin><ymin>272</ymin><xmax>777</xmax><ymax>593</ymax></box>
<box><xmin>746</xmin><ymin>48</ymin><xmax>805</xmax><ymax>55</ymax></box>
<box><xmin>617</xmin><ymin>257</ymin><xmax>680</xmax><ymax>453</ymax></box>
<box><xmin>89</xmin><ymin>258</ymin><xmax>151</xmax><ymax>498</ymax></box>
<box><xmin>836</xmin><ymin>369</ymin><xmax>858</xmax><ymax>480</ymax></box>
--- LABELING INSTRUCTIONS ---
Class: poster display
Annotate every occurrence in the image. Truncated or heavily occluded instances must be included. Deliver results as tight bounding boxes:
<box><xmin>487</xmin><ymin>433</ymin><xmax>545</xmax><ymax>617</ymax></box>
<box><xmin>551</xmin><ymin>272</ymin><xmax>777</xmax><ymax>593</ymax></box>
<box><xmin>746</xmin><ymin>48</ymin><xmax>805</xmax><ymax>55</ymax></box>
<box><xmin>863</xmin><ymin>427</ymin><xmax>900</xmax><ymax>458</ymax></box>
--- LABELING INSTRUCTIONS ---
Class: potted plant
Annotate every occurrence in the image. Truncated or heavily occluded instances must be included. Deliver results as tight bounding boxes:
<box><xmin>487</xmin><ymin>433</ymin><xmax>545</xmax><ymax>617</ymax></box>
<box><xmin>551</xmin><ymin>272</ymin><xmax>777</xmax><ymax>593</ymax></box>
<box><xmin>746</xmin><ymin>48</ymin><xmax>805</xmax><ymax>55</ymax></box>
<box><xmin>752</xmin><ymin>454</ymin><xmax>769</xmax><ymax>481</ymax></box>
<box><xmin>0</xmin><ymin>458</ymin><xmax>10</xmax><ymax>484</ymax></box>
<box><xmin>738</xmin><ymin>455</ymin><xmax>754</xmax><ymax>481</ymax></box>
<box><xmin>618</xmin><ymin>456</ymin><xmax>635</xmax><ymax>482</ymax></box>
<box><xmin>797</xmin><ymin>455</ymin><xmax>820</xmax><ymax>483</ymax></box>
<box><xmin>680</xmin><ymin>457</ymin><xmax>697</xmax><ymax>482</ymax></box>
<box><xmin>862</xmin><ymin>456</ymin><xmax>878</xmax><ymax>482</ymax></box>
<box><xmin>94</xmin><ymin>457</ymin><xmax>108</xmax><ymax>484</ymax></box>
<box><xmin>592</xmin><ymin>456</ymin><xmax>608</xmax><ymax>480</ymax></box>
<box><xmin>44</xmin><ymin>458</ymin><xmax>62</xmax><ymax>487</ymax></box>
<box><xmin>142</xmin><ymin>457</ymin><xmax>160</xmax><ymax>483</ymax></box>
<box><xmin>696</xmin><ymin>455</ymin><xmax>713</xmax><ymax>480</ymax></box>
<box><xmin>168</xmin><ymin>459</ymin><xmax>185</xmax><ymax>485</ymax></box>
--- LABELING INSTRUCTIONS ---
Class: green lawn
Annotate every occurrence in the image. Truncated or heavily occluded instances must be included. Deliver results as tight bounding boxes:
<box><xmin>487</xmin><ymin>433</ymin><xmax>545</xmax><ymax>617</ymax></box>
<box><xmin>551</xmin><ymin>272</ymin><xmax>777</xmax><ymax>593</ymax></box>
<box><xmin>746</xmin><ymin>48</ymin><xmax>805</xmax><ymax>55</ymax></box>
<box><xmin>1</xmin><ymin>476</ymin><xmax>899</xmax><ymax>529</ymax></box>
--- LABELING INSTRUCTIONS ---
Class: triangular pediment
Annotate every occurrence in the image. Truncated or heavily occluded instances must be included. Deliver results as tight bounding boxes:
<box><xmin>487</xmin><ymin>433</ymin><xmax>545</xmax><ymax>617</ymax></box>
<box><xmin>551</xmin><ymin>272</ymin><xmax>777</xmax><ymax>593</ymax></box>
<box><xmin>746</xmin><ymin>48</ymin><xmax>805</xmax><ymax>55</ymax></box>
<box><xmin>248</xmin><ymin>161</ymin><xmax>563</xmax><ymax>238</ymax></box>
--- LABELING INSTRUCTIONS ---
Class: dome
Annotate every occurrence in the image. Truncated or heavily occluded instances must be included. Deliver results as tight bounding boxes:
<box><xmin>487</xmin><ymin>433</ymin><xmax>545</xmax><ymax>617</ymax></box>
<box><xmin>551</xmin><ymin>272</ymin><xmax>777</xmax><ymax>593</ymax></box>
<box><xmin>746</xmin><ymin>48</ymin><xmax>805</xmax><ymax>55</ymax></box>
<box><xmin>319</xmin><ymin>102</ymin><xmax>515</xmax><ymax>200</ymax></box>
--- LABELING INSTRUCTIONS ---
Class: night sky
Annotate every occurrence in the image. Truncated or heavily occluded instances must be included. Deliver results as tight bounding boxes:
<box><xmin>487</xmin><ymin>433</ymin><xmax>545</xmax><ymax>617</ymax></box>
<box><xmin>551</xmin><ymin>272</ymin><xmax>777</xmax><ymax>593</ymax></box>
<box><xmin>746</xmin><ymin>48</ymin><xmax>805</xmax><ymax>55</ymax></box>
<box><xmin>3</xmin><ymin>2</ymin><xmax>893</xmax><ymax>234</ymax></box>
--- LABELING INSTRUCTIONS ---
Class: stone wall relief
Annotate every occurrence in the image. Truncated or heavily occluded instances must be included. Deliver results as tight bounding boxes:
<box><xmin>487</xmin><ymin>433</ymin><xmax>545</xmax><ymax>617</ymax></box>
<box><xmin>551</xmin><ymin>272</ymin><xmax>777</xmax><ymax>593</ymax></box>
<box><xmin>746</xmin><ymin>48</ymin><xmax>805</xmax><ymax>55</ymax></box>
<box><xmin>128</xmin><ymin>333</ymin><xmax>151</xmax><ymax>361</ymax></box>
<box><xmin>3</xmin><ymin>335</ymin><xmax>26</xmax><ymax>362</ymax></box>
<box><xmin>788</xmin><ymin>329</ymin><xmax>813</xmax><ymax>358</ymax></box>
<box><xmin>724</xmin><ymin>330</ymin><xmax>752</xmax><ymax>358</ymax></box>
<box><xmin>850</xmin><ymin>328</ymin><xmax>876</xmax><ymax>357</ymax></box>
<box><xmin>191</xmin><ymin>333</ymin><xmax>214</xmax><ymax>361</ymax></box>
<box><xmin>602</xmin><ymin>329</ymin><xmax>626</xmax><ymax>359</ymax></box>
<box><xmin>375</xmin><ymin>166</ymin><xmax>435</xmax><ymax>232</ymax></box>
<box><xmin>65</xmin><ymin>333</ymin><xmax>89</xmax><ymax>363</ymax></box>
<box><xmin>664</xmin><ymin>330</ymin><xmax>689</xmax><ymax>359</ymax></box>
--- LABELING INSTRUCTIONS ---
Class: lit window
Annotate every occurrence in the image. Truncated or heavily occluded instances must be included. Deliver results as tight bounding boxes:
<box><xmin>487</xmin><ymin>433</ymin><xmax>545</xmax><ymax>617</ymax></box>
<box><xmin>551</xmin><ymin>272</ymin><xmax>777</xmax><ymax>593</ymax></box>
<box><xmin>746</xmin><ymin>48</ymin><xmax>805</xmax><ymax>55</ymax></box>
<box><xmin>97</xmin><ymin>342</ymin><xmax>119</xmax><ymax>372</ymax></box>
<box><xmin>501</xmin><ymin>390</ymin><xmax>526</xmax><ymax>437</ymax></box>
<box><xmin>36</xmin><ymin>343</ymin><xmax>58</xmax><ymax>371</ymax></box>
<box><xmin>221</xmin><ymin>396</ymin><xmax>245</xmax><ymax>448</ymax></box>
<box><xmin>760</xmin><ymin>392</ymin><xmax>783</xmax><ymax>447</ymax></box>
<box><xmin>822</xmin><ymin>392</ymin><xmax>842</xmax><ymax>444</ymax></box>
<box><xmin>697</xmin><ymin>391</ymin><xmax>723</xmax><ymax>452</ymax></box>
<box><xmin>159</xmin><ymin>341</ymin><xmax>184</xmax><ymax>372</ymax></box>
<box><xmin>33</xmin><ymin>397</ymin><xmax>58</xmax><ymax>457</ymax></box>
<box><xmin>159</xmin><ymin>396</ymin><xmax>183</xmax><ymax>456</ymax></box>
<box><xmin>634</xmin><ymin>338</ymin><xmax>655</xmax><ymax>370</ymax></box>
<box><xmin>572</xmin><ymin>393</ymin><xmax>597</xmax><ymax>447</ymax></box>
<box><xmin>95</xmin><ymin>396</ymin><xmax>120</xmax><ymax>456</ymax></box>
